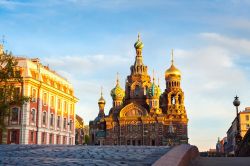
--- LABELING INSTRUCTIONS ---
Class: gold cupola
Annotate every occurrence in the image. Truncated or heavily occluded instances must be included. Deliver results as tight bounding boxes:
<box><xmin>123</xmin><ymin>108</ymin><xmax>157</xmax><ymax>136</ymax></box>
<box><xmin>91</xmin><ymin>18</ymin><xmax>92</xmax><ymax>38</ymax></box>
<box><xmin>134</xmin><ymin>33</ymin><xmax>144</xmax><ymax>50</ymax></box>
<box><xmin>98</xmin><ymin>87</ymin><xmax>106</xmax><ymax>105</ymax></box>
<box><xmin>111</xmin><ymin>73</ymin><xmax>125</xmax><ymax>108</ymax></box>
<box><xmin>111</xmin><ymin>73</ymin><xmax>125</xmax><ymax>100</ymax></box>
<box><xmin>165</xmin><ymin>49</ymin><xmax>181</xmax><ymax>79</ymax></box>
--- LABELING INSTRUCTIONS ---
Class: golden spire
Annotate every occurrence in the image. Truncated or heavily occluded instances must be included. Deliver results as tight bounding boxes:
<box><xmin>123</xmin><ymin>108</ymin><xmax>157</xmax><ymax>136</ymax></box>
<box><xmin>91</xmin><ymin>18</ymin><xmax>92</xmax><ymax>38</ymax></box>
<box><xmin>101</xmin><ymin>86</ymin><xmax>103</xmax><ymax>97</ymax></box>
<box><xmin>138</xmin><ymin>33</ymin><xmax>140</xmax><ymax>41</ymax></box>
<box><xmin>171</xmin><ymin>49</ymin><xmax>174</xmax><ymax>65</ymax></box>
<box><xmin>116</xmin><ymin>72</ymin><xmax>120</xmax><ymax>85</ymax></box>
<box><xmin>98</xmin><ymin>85</ymin><xmax>106</xmax><ymax>105</ymax></box>
<box><xmin>152</xmin><ymin>69</ymin><xmax>155</xmax><ymax>83</ymax></box>
<box><xmin>158</xmin><ymin>77</ymin><xmax>160</xmax><ymax>87</ymax></box>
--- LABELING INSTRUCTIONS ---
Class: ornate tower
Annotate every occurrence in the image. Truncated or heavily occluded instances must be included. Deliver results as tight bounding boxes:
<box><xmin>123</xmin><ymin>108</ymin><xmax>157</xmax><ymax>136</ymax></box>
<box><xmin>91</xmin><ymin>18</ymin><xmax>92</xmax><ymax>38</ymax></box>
<box><xmin>111</xmin><ymin>73</ymin><xmax>125</xmax><ymax>108</ymax></box>
<box><xmin>125</xmin><ymin>34</ymin><xmax>151</xmax><ymax>106</ymax></box>
<box><xmin>161</xmin><ymin>50</ymin><xmax>188</xmax><ymax>143</ymax></box>
<box><xmin>146</xmin><ymin>72</ymin><xmax>162</xmax><ymax>115</ymax></box>
<box><xmin>98</xmin><ymin>87</ymin><xmax>106</xmax><ymax>118</ymax></box>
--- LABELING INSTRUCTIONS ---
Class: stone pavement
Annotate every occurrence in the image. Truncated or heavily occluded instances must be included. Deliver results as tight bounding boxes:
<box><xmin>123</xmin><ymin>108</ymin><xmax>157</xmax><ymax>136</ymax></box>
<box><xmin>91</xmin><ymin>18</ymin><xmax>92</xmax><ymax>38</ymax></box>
<box><xmin>190</xmin><ymin>157</ymin><xmax>250</xmax><ymax>166</ymax></box>
<box><xmin>0</xmin><ymin>145</ymin><xmax>170</xmax><ymax>166</ymax></box>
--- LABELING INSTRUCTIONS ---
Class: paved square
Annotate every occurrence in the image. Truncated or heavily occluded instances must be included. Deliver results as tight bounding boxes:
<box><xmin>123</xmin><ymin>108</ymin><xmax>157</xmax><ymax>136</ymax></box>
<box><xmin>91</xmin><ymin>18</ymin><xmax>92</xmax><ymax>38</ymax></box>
<box><xmin>0</xmin><ymin>145</ymin><xmax>170</xmax><ymax>166</ymax></box>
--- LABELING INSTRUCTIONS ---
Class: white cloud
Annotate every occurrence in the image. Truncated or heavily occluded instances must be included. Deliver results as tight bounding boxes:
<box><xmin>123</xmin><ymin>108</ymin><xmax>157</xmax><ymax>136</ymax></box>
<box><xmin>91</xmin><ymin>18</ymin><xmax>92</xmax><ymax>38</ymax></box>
<box><xmin>43</xmin><ymin>54</ymin><xmax>130</xmax><ymax>76</ymax></box>
<box><xmin>200</xmin><ymin>32</ymin><xmax>250</xmax><ymax>55</ymax></box>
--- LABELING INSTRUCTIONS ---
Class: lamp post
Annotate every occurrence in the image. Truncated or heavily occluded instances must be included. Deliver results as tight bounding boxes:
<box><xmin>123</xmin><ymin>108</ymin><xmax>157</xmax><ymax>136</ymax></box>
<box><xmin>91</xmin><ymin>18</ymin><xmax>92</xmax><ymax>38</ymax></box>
<box><xmin>233</xmin><ymin>95</ymin><xmax>242</xmax><ymax>156</ymax></box>
<box><xmin>68</xmin><ymin>120</ymin><xmax>73</xmax><ymax>145</ymax></box>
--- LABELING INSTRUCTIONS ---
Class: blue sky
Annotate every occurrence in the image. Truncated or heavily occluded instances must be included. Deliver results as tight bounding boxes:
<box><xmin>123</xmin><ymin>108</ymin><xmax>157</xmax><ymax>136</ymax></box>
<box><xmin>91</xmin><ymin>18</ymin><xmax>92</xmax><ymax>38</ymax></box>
<box><xmin>1</xmin><ymin>0</ymin><xmax>250</xmax><ymax>150</ymax></box>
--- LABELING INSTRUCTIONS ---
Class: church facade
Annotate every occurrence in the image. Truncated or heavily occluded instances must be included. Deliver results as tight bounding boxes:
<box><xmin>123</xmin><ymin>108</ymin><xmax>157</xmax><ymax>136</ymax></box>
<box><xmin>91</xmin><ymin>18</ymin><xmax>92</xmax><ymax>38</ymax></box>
<box><xmin>89</xmin><ymin>35</ymin><xmax>188</xmax><ymax>146</ymax></box>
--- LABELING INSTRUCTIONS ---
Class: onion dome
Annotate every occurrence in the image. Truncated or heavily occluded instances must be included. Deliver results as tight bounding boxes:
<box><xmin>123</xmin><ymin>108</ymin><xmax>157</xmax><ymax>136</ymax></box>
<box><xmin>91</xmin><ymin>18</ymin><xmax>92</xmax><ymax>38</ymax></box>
<box><xmin>98</xmin><ymin>87</ymin><xmax>106</xmax><ymax>104</ymax></box>
<box><xmin>147</xmin><ymin>77</ymin><xmax>161</xmax><ymax>98</ymax></box>
<box><xmin>165</xmin><ymin>64</ymin><xmax>181</xmax><ymax>78</ymax></box>
<box><xmin>111</xmin><ymin>73</ymin><xmax>125</xmax><ymax>100</ymax></box>
<box><xmin>134</xmin><ymin>33</ymin><xmax>144</xmax><ymax>49</ymax></box>
<box><xmin>165</xmin><ymin>49</ymin><xmax>181</xmax><ymax>79</ymax></box>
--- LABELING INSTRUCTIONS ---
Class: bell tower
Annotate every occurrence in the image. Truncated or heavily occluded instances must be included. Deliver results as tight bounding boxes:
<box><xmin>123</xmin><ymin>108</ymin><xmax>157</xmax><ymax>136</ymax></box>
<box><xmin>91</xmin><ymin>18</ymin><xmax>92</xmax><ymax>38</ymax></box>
<box><xmin>161</xmin><ymin>50</ymin><xmax>188</xmax><ymax>143</ymax></box>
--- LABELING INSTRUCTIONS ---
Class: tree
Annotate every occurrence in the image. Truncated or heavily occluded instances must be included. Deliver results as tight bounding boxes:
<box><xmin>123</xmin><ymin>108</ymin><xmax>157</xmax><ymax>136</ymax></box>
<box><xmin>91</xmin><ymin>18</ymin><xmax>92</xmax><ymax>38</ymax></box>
<box><xmin>84</xmin><ymin>135</ymin><xmax>90</xmax><ymax>145</ymax></box>
<box><xmin>0</xmin><ymin>49</ymin><xmax>29</xmax><ymax>142</ymax></box>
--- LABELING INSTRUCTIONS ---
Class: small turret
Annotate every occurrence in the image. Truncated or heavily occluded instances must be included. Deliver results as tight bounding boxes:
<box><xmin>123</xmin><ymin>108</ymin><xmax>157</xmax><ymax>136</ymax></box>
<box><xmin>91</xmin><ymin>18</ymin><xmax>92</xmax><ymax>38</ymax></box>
<box><xmin>110</xmin><ymin>73</ymin><xmax>125</xmax><ymax>107</ymax></box>
<box><xmin>147</xmin><ymin>70</ymin><xmax>162</xmax><ymax>114</ymax></box>
<box><xmin>98</xmin><ymin>87</ymin><xmax>105</xmax><ymax>117</ymax></box>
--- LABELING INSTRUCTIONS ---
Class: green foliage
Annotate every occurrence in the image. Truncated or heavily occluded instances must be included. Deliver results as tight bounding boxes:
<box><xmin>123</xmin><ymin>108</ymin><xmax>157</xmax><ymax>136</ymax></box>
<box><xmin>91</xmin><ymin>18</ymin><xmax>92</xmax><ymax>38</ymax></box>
<box><xmin>0</xmin><ymin>51</ymin><xmax>29</xmax><ymax>131</ymax></box>
<box><xmin>84</xmin><ymin>135</ymin><xmax>90</xmax><ymax>144</ymax></box>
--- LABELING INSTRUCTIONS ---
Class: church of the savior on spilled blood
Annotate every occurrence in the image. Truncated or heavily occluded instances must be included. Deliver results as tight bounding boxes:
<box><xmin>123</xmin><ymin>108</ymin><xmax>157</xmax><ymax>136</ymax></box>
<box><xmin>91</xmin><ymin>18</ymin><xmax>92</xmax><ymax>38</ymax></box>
<box><xmin>89</xmin><ymin>35</ymin><xmax>188</xmax><ymax>146</ymax></box>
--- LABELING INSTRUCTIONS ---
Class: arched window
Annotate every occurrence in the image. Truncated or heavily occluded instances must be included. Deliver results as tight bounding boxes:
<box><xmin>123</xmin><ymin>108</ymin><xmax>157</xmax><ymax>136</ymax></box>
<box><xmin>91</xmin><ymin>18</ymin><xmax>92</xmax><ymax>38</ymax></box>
<box><xmin>50</xmin><ymin>114</ymin><xmax>54</xmax><ymax>126</ymax></box>
<box><xmin>57</xmin><ymin>116</ymin><xmax>61</xmax><ymax>128</ymax></box>
<box><xmin>42</xmin><ymin>111</ymin><xmax>46</xmax><ymax>125</ymax></box>
<box><xmin>43</xmin><ymin>93</ymin><xmax>47</xmax><ymax>106</ymax></box>
<box><xmin>171</xmin><ymin>95</ymin><xmax>175</xmax><ymax>104</ymax></box>
<box><xmin>11</xmin><ymin>108</ymin><xmax>19</xmax><ymax>122</ymax></box>
<box><xmin>135</xmin><ymin>85</ymin><xmax>140</xmax><ymax>97</ymax></box>
<box><xmin>30</xmin><ymin>109</ymin><xmax>36</xmax><ymax>123</ymax></box>
<box><xmin>178</xmin><ymin>95</ymin><xmax>182</xmax><ymax>104</ymax></box>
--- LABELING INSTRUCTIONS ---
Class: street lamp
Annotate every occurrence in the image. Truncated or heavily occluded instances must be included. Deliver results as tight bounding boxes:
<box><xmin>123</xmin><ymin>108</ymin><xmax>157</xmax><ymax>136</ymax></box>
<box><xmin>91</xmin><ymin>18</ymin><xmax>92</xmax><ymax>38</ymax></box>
<box><xmin>68</xmin><ymin>120</ymin><xmax>73</xmax><ymax>145</ymax></box>
<box><xmin>233</xmin><ymin>95</ymin><xmax>242</xmax><ymax>155</ymax></box>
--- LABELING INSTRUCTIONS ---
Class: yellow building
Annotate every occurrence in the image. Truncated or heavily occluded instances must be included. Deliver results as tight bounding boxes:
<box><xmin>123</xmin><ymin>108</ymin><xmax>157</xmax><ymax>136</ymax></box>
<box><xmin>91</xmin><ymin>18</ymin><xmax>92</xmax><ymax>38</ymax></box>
<box><xmin>226</xmin><ymin>107</ymin><xmax>250</xmax><ymax>154</ymax></box>
<box><xmin>0</xmin><ymin>45</ymin><xmax>78</xmax><ymax>144</ymax></box>
<box><xmin>239</xmin><ymin>107</ymin><xmax>250</xmax><ymax>138</ymax></box>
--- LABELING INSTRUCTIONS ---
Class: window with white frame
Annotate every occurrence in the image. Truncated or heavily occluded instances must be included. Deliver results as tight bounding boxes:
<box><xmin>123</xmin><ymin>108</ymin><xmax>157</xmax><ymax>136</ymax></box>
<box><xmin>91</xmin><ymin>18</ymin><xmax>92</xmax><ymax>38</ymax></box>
<box><xmin>42</xmin><ymin>111</ymin><xmax>46</xmax><ymax>125</ymax></box>
<box><xmin>11</xmin><ymin>107</ymin><xmax>19</xmax><ymax>122</ymax></box>
<box><xmin>30</xmin><ymin>109</ymin><xmax>36</xmax><ymax>123</ymax></box>
<box><xmin>57</xmin><ymin>116</ymin><xmax>61</xmax><ymax>128</ymax></box>
<box><xmin>50</xmin><ymin>114</ymin><xmax>54</xmax><ymax>126</ymax></box>
<box><xmin>69</xmin><ymin>119</ymin><xmax>73</xmax><ymax>131</ymax></box>
<box><xmin>43</xmin><ymin>93</ymin><xmax>47</xmax><ymax>106</ymax></box>
<box><xmin>63</xmin><ymin>118</ymin><xmax>67</xmax><ymax>129</ymax></box>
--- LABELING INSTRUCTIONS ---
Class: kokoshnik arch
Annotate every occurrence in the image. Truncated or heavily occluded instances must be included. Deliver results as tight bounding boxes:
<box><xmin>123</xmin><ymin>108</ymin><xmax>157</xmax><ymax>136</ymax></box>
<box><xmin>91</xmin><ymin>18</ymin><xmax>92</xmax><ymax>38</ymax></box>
<box><xmin>89</xmin><ymin>35</ymin><xmax>188</xmax><ymax>146</ymax></box>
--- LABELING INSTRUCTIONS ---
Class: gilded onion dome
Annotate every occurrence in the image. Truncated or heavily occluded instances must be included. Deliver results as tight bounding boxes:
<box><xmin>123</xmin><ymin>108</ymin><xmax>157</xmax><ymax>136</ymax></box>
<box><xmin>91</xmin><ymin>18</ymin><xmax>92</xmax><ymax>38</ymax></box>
<box><xmin>165</xmin><ymin>49</ymin><xmax>181</xmax><ymax>79</ymax></box>
<box><xmin>98</xmin><ymin>87</ymin><xmax>106</xmax><ymax>104</ymax></box>
<box><xmin>134</xmin><ymin>33</ymin><xmax>144</xmax><ymax>49</ymax></box>
<box><xmin>147</xmin><ymin>77</ymin><xmax>161</xmax><ymax>98</ymax></box>
<box><xmin>111</xmin><ymin>74</ymin><xmax>125</xmax><ymax>100</ymax></box>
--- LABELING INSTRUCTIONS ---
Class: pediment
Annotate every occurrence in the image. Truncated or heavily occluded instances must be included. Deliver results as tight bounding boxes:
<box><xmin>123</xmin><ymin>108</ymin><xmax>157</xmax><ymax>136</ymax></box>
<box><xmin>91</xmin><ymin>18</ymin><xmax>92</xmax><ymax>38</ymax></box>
<box><xmin>119</xmin><ymin>103</ymin><xmax>148</xmax><ymax>118</ymax></box>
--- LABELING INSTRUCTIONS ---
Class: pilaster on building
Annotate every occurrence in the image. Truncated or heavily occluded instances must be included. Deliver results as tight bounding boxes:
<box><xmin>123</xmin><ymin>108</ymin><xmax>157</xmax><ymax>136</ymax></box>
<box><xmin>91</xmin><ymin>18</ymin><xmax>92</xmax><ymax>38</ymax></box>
<box><xmin>1</xmin><ymin>53</ymin><xmax>78</xmax><ymax>145</ymax></box>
